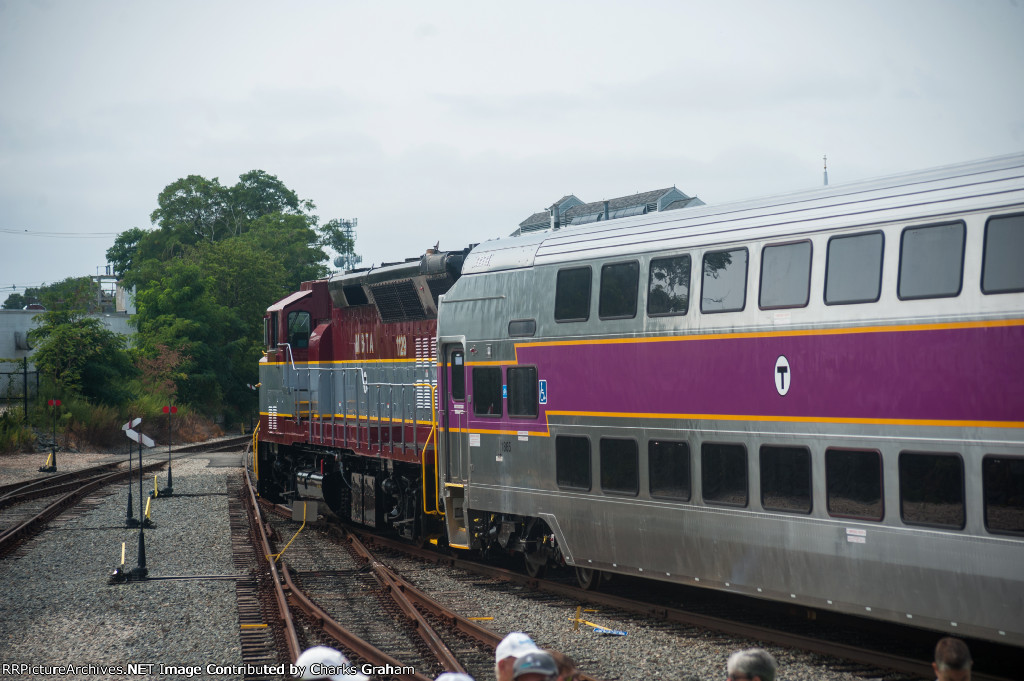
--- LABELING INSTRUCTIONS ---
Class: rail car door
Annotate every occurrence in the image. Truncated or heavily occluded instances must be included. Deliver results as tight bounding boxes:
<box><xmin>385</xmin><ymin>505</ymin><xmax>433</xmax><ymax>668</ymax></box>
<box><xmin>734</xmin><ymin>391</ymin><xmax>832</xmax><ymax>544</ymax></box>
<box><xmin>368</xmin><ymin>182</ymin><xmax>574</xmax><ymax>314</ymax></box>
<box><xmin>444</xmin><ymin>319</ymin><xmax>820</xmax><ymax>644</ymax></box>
<box><xmin>440</xmin><ymin>344</ymin><xmax>468</xmax><ymax>483</ymax></box>
<box><xmin>439</xmin><ymin>342</ymin><xmax>470</xmax><ymax>548</ymax></box>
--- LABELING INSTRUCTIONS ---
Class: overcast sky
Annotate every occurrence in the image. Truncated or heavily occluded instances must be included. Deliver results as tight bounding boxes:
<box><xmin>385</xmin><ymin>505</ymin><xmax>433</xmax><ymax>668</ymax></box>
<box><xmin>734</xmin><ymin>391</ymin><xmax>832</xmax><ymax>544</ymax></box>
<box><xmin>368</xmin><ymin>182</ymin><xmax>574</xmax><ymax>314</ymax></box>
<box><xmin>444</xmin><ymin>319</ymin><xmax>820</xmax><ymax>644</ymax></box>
<box><xmin>2</xmin><ymin>0</ymin><xmax>1022</xmax><ymax>295</ymax></box>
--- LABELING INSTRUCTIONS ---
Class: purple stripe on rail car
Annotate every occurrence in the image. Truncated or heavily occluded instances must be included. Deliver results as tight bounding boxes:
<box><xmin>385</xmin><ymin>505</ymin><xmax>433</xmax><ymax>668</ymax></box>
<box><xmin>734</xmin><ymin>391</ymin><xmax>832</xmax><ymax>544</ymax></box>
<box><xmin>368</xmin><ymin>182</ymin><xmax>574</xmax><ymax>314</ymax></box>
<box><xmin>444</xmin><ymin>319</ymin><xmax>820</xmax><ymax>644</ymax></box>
<box><xmin>515</xmin><ymin>323</ymin><xmax>1024</xmax><ymax>425</ymax></box>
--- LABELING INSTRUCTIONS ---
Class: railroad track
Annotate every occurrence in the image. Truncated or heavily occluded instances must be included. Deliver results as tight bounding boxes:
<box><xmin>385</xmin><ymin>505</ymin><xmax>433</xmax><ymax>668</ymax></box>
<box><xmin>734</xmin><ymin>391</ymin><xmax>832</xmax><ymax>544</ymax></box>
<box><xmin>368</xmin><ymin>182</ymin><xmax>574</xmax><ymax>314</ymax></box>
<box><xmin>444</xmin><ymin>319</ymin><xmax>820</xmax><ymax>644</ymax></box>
<box><xmin>357</xmin><ymin>533</ymin><xmax>1018</xmax><ymax>681</ymax></box>
<box><xmin>0</xmin><ymin>459</ymin><xmax>166</xmax><ymax>558</ymax></box>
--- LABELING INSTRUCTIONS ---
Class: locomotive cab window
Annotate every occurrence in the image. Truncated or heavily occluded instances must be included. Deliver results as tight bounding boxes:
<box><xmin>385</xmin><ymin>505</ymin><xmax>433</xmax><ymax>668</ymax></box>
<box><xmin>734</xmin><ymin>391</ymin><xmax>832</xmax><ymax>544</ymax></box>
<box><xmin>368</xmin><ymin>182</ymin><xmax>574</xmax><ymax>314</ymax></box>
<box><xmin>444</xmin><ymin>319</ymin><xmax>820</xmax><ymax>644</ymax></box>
<box><xmin>701</xmin><ymin>248</ymin><xmax>748</xmax><ymax>313</ymax></box>
<box><xmin>555</xmin><ymin>267</ymin><xmax>591</xmax><ymax>322</ymax></box>
<box><xmin>701</xmin><ymin>442</ymin><xmax>748</xmax><ymax>507</ymax></box>
<box><xmin>471</xmin><ymin>367</ymin><xmax>502</xmax><ymax>417</ymax></box>
<box><xmin>825</xmin><ymin>231</ymin><xmax>884</xmax><ymax>305</ymax></box>
<box><xmin>898</xmin><ymin>451</ymin><xmax>965</xmax><ymax>530</ymax></box>
<box><xmin>982</xmin><ymin>455</ymin><xmax>1024</xmax><ymax>536</ymax></box>
<box><xmin>648</xmin><ymin>255</ymin><xmax>691</xmax><ymax>317</ymax></box>
<box><xmin>649</xmin><ymin>440</ymin><xmax>691</xmax><ymax>501</ymax></box>
<box><xmin>759</xmin><ymin>445</ymin><xmax>811</xmax><ymax>514</ymax></box>
<box><xmin>599</xmin><ymin>261</ymin><xmax>639</xmax><ymax>319</ymax></box>
<box><xmin>600</xmin><ymin>438</ymin><xmax>639</xmax><ymax>496</ymax></box>
<box><xmin>898</xmin><ymin>221</ymin><xmax>965</xmax><ymax>300</ymax></box>
<box><xmin>287</xmin><ymin>310</ymin><xmax>311</xmax><ymax>349</ymax></box>
<box><xmin>826</xmin><ymin>448</ymin><xmax>883</xmax><ymax>520</ymax></box>
<box><xmin>759</xmin><ymin>241</ymin><xmax>811</xmax><ymax>309</ymax></box>
<box><xmin>982</xmin><ymin>213</ymin><xmax>1024</xmax><ymax>294</ymax></box>
<box><xmin>556</xmin><ymin>436</ymin><xmax>592</xmax><ymax>491</ymax></box>
<box><xmin>507</xmin><ymin>366</ymin><xmax>538</xmax><ymax>419</ymax></box>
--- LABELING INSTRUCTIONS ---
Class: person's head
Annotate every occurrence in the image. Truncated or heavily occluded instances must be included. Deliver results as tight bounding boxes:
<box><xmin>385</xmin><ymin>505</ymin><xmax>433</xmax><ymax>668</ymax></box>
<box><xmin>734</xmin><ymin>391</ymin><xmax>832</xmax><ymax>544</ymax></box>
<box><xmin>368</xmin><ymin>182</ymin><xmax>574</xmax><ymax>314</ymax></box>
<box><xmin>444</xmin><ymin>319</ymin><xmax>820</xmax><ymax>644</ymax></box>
<box><xmin>294</xmin><ymin>646</ymin><xmax>369</xmax><ymax>681</ymax></box>
<box><xmin>494</xmin><ymin>632</ymin><xmax>541</xmax><ymax>681</ymax></box>
<box><xmin>726</xmin><ymin>648</ymin><xmax>778</xmax><ymax>681</ymax></box>
<box><xmin>434</xmin><ymin>674</ymin><xmax>475</xmax><ymax>681</ymax></box>
<box><xmin>513</xmin><ymin>651</ymin><xmax>559</xmax><ymax>681</ymax></box>
<box><xmin>933</xmin><ymin>637</ymin><xmax>972</xmax><ymax>681</ymax></box>
<box><xmin>545</xmin><ymin>649</ymin><xmax>577</xmax><ymax>681</ymax></box>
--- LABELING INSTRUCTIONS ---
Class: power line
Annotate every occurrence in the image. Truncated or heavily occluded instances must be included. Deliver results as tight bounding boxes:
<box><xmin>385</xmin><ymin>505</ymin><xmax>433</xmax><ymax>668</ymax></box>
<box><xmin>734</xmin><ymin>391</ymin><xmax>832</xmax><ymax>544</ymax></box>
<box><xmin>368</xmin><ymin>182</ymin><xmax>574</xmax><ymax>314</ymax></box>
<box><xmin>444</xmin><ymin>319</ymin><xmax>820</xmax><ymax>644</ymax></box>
<box><xmin>0</xmin><ymin>228</ymin><xmax>121</xmax><ymax>238</ymax></box>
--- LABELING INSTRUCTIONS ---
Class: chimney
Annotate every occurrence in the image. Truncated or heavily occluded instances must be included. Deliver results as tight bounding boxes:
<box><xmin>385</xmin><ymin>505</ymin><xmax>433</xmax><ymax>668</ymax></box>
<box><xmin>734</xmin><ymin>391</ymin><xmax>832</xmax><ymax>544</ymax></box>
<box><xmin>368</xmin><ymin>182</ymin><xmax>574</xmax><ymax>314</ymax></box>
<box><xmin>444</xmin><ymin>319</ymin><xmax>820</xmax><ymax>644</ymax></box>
<box><xmin>550</xmin><ymin>203</ymin><xmax>561</xmax><ymax>231</ymax></box>
<box><xmin>604</xmin><ymin>201</ymin><xmax>610</xmax><ymax>221</ymax></box>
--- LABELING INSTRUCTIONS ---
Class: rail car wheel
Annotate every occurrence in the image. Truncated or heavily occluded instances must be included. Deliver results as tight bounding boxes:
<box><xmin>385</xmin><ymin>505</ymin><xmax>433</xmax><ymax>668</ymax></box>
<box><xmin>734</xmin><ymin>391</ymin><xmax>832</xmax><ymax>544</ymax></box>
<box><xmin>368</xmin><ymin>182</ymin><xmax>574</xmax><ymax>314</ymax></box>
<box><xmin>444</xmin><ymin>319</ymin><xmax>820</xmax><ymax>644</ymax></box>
<box><xmin>524</xmin><ymin>551</ymin><xmax>547</xmax><ymax>579</ymax></box>
<box><xmin>575</xmin><ymin>566</ymin><xmax>599</xmax><ymax>590</ymax></box>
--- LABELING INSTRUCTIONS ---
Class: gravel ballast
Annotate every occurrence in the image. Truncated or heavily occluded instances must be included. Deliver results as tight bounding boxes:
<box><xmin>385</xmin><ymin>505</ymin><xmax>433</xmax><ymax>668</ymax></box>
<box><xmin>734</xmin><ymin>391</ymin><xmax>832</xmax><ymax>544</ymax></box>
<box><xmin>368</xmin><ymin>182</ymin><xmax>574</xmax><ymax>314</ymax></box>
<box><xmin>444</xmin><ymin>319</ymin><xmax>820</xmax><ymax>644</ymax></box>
<box><xmin>0</xmin><ymin>455</ymin><xmax>247</xmax><ymax>681</ymax></box>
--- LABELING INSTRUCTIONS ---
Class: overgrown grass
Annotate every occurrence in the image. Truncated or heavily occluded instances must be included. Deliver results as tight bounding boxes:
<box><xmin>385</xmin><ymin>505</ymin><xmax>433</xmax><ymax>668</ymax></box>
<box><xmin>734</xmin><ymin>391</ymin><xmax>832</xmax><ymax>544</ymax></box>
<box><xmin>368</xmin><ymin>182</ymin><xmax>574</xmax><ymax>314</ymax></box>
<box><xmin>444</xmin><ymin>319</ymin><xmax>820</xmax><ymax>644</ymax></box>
<box><xmin>0</xmin><ymin>408</ymin><xmax>35</xmax><ymax>453</ymax></box>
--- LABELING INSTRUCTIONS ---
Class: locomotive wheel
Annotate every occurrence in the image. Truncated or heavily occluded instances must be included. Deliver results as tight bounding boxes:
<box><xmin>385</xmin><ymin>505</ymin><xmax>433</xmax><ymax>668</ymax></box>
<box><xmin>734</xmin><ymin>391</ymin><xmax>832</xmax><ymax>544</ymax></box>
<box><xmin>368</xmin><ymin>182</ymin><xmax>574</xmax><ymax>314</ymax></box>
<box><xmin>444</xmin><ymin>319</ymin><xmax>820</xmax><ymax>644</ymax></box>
<box><xmin>575</xmin><ymin>566</ymin><xmax>599</xmax><ymax>590</ymax></box>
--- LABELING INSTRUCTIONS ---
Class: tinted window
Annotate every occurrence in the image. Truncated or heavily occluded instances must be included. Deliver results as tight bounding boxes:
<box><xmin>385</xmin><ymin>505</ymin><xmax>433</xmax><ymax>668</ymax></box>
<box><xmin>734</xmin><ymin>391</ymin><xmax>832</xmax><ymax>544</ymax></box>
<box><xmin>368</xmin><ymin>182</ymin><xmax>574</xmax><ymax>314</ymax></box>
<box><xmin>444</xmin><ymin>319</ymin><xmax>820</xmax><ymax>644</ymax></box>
<box><xmin>288</xmin><ymin>310</ymin><xmax>310</xmax><ymax>348</ymax></box>
<box><xmin>648</xmin><ymin>255</ymin><xmax>691</xmax><ymax>316</ymax></box>
<box><xmin>760</xmin><ymin>241</ymin><xmax>812</xmax><ymax>309</ymax></box>
<box><xmin>701</xmin><ymin>249</ymin><xmax>748</xmax><ymax>313</ymax></box>
<box><xmin>508</xmin><ymin>319</ymin><xmax>537</xmax><ymax>337</ymax></box>
<box><xmin>507</xmin><ymin>366</ymin><xmax>538</xmax><ymax>419</ymax></box>
<box><xmin>471</xmin><ymin>367</ymin><xmax>502</xmax><ymax>417</ymax></box>
<box><xmin>759</xmin><ymin>445</ymin><xmax>811</xmax><ymax>513</ymax></box>
<box><xmin>899</xmin><ymin>452</ymin><xmax>964</xmax><ymax>529</ymax></box>
<box><xmin>898</xmin><ymin>222</ymin><xmax>965</xmax><ymax>299</ymax></box>
<box><xmin>556</xmin><ymin>436</ymin><xmax>591</xmax><ymax>490</ymax></box>
<box><xmin>982</xmin><ymin>213</ymin><xmax>1024</xmax><ymax>294</ymax></box>
<box><xmin>983</xmin><ymin>456</ymin><xmax>1024</xmax><ymax>536</ymax></box>
<box><xmin>599</xmin><ymin>261</ymin><xmax>639</xmax><ymax>319</ymax></box>
<box><xmin>826</xmin><ymin>449</ymin><xmax>883</xmax><ymax>520</ymax></box>
<box><xmin>451</xmin><ymin>351</ymin><xmax>465</xmax><ymax>401</ymax></box>
<box><xmin>825</xmin><ymin>231</ymin><xmax>884</xmax><ymax>305</ymax></box>
<box><xmin>701</xmin><ymin>443</ymin><xmax>748</xmax><ymax>506</ymax></box>
<box><xmin>555</xmin><ymin>267</ymin><xmax>591</xmax><ymax>322</ymax></box>
<box><xmin>600</xmin><ymin>438</ymin><xmax>639</xmax><ymax>495</ymax></box>
<box><xmin>649</xmin><ymin>440</ymin><xmax>691</xmax><ymax>500</ymax></box>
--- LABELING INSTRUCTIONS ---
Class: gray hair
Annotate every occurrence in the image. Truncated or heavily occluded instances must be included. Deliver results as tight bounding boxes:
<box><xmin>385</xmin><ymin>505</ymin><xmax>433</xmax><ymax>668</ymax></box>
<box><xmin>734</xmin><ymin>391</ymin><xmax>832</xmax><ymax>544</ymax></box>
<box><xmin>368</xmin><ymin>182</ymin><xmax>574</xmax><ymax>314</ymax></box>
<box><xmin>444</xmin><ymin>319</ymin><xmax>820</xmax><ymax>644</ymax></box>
<box><xmin>727</xmin><ymin>648</ymin><xmax>778</xmax><ymax>681</ymax></box>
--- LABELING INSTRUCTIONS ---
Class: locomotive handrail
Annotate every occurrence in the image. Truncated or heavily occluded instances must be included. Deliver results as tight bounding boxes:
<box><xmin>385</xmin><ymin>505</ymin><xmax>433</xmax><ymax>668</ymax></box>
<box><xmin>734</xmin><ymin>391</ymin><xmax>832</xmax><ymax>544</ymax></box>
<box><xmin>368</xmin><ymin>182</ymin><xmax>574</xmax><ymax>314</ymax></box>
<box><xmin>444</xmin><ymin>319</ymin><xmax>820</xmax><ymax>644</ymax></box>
<box><xmin>413</xmin><ymin>383</ymin><xmax>442</xmax><ymax>517</ymax></box>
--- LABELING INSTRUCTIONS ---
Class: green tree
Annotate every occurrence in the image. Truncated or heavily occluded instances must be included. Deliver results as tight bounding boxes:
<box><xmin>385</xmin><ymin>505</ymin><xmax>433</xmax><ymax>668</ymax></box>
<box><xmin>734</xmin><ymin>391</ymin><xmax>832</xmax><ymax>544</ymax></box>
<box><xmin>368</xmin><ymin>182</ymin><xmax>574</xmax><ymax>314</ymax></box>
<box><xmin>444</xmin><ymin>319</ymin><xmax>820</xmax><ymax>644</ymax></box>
<box><xmin>29</xmin><ymin>310</ymin><xmax>136</xmax><ymax>405</ymax></box>
<box><xmin>320</xmin><ymin>218</ymin><xmax>362</xmax><ymax>271</ymax></box>
<box><xmin>105</xmin><ymin>227</ymin><xmax>148</xmax><ymax>279</ymax></box>
<box><xmin>150</xmin><ymin>175</ymin><xmax>230</xmax><ymax>244</ymax></box>
<box><xmin>2</xmin><ymin>291</ymin><xmax>32</xmax><ymax>309</ymax></box>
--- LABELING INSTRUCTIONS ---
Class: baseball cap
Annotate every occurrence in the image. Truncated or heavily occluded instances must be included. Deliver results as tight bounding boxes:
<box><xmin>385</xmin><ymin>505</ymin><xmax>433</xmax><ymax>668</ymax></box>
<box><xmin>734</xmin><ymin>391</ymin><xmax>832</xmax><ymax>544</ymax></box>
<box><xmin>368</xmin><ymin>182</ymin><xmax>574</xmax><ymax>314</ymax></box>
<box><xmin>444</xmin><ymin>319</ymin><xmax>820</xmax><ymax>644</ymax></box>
<box><xmin>513</xmin><ymin>651</ymin><xmax>558</xmax><ymax>679</ymax></box>
<box><xmin>294</xmin><ymin>646</ymin><xmax>369</xmax><ymax>681</ymax></box>
<box><xmin>495</xmin><ymin>632</ymin><xmax>541</xmax><ymax>662</ymax></box>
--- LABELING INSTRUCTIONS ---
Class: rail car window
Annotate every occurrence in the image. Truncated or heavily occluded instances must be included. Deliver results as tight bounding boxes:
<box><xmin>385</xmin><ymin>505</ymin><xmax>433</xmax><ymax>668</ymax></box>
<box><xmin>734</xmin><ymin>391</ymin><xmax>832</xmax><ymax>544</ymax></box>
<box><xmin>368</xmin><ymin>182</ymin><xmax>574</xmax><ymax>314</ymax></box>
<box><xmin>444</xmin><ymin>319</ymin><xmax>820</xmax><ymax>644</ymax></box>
<box><xmin>556</xmin><ymin>436</ymin><xmax>591</xmax><ymax>491</ymax></box>
<box><xmin>649</xmin><ymin>440</ymin><xmax>691</xmax><ymax>501</ymax></box>
<box><xmin>508</xmin><ymin>319</ymin><xmax>537</xmax><ymax>337</ymax></box>
<box><xmin>268</xmin><ymin>312</ymin><xmax>278</xmax><ymax>348</ymax></box>
<box><xmin>701</xmin><ymin>248</ymin><xmax>748</xmax><ymax>313</ymax></box>
<box><xmin>825</xmin><ymin>231</ymin><xmax>884</xmax><ymax>305</ymax></box>
<box><xmin>555</xmin><ymin>267</ymin><xmax>591</xmax><ymax>322</ymax></box>
<box><xmin>898</xmin><ymin>221</ymin><xmax>965</xmax><ymax>300</ymax></box>
<box><xmin>471</xmin><ymin>367</ymin><xmax>502</xmax><ymax>417</ymax></box>
<box><xmin>701</xmin><ymin>443</ymin><xmax>748</xmax><ymax>507</ymax></box>
<box><xmin>826</xmin><ymin>448</ymin><xmax>883</xmax><ymax>520</ymax></box>
<box><xmin>507</xmin><ymin>366</ymin><xmax>538</xmax><ymax>419</ymax></box>
<box><xmin>759</xmin><ymin>446</ymin><xmax>812</xmax><ymax>514</ymax></box>
<box><xmin>599</xmin><ymin>261</ymin><xmax>640</xmax><ymax>320</ymax></box>
<box><xmin>600</xmin><ymin>438</ymin><xmax>639</xmax><ymax>496</ymax></box>
<box><xmin>982</xmin><ymin>213</ymin><xmax>1024</xmax><ymax>294</ymax></box>
<box><xmin>760</xmin><ymin>241</ymin><xmax>812</xmax><ymax>309</ymax></box>
<box><xmin>647</xmin><ymin>255</ymin><xmax>691</xmax><ymax>316</ymax></box>
<box><xmin>450</xmin><ymin>351</ymin><xmax>465</xmax><ymax>401</ymax></box>
<box><xmin>982</xmin><ymin>456</ymin><xmax>1024</xmax><ymax>536</ymax></box>
<box><xmin>287</xmin><ymin>311</ymin><xmax>310</xmax><ymax>349</ymax></box>
<box><xmin>899</xmin><ymin>452</ymin><xmax>964</xmax><ymax>529</ymax></box>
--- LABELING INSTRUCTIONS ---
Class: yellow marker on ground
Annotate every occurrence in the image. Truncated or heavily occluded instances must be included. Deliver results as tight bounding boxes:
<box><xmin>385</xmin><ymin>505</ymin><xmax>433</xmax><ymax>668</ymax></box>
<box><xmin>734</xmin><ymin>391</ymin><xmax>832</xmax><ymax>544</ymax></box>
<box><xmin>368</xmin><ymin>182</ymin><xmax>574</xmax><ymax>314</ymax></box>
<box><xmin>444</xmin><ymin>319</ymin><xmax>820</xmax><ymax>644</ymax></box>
<box><xmin>144</xmin><ymin>497</ymin><xmax>152</xmax><ymax>520</ymax></box>
<box><xmin>154</xmin><ymin>475</ymin><xmax>159</xmax><ymax>498</ymax></box>
<box><xmin>121</xmin><ymin>542</ymin><xmax>126</xmax><ymax>566</ymax></box>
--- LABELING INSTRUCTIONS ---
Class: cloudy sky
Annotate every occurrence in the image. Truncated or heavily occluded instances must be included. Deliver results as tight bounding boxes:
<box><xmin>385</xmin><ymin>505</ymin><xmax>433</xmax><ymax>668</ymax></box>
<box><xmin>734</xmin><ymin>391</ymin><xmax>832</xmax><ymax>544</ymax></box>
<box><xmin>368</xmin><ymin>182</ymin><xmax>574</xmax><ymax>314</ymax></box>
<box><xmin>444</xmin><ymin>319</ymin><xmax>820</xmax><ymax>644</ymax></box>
<box><xmin>1</xmin><ymin>0</ymin><xmax>1022</xmax><ymax>295</ymax></box>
